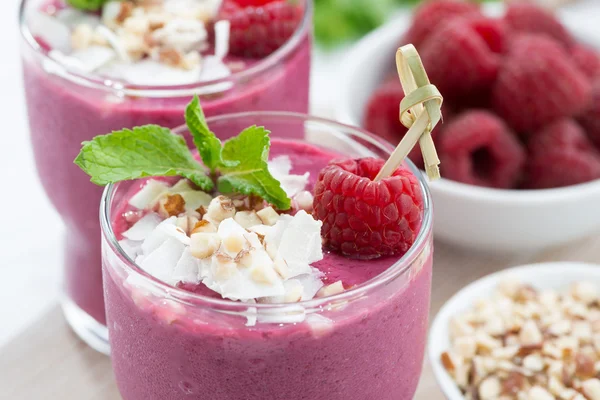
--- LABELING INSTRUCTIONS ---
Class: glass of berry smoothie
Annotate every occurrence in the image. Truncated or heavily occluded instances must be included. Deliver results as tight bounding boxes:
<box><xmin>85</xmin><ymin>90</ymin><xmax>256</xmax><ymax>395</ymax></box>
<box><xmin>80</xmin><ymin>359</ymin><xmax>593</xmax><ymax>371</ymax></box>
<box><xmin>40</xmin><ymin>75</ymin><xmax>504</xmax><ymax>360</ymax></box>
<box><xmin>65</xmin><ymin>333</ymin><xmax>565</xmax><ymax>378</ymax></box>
<box><xmin>97</xmin><ymin>111</ymin><xmax>433</xmax><ymax>400</ymax></box>
<box><xmin>19</xmin><ymin>0</ymin><xmax>311</xmax><ymax>353</ymax></box>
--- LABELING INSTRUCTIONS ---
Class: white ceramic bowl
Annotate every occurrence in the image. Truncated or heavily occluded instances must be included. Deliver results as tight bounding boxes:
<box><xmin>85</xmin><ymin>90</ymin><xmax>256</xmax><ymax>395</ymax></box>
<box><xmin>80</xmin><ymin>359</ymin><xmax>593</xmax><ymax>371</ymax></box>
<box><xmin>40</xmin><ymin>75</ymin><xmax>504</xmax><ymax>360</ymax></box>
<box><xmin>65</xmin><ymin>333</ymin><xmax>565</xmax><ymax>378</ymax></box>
<box><xmin>428</xmin><ymin>261</ymin><xmax>600</xmax><ymax>399</ymax></box>
<box><xmin>335</xmin><ymin>6</ymin><xmax>600</xmax><ymax>252</ymax></box>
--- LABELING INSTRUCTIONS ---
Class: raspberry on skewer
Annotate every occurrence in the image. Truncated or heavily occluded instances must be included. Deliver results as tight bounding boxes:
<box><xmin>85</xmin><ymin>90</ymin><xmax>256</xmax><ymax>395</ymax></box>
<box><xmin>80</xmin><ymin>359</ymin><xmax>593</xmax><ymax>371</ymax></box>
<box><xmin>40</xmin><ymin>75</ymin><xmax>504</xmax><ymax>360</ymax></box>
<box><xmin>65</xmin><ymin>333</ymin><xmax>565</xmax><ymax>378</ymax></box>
<box><xmin>313</xmin><ymin>45</ymin><xmax>443</xmax><ymax>259</ymax></box>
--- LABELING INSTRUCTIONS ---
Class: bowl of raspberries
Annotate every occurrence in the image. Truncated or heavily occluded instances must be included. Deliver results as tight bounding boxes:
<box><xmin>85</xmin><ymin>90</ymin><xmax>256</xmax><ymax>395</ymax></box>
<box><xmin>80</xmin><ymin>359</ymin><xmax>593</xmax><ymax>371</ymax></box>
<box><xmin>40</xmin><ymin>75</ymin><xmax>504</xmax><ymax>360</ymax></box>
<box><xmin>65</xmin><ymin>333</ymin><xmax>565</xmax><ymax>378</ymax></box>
<box><xmin>336</xmin><ymin>0</ymin><xmax>600</xmax><ymax>252</ymax></box>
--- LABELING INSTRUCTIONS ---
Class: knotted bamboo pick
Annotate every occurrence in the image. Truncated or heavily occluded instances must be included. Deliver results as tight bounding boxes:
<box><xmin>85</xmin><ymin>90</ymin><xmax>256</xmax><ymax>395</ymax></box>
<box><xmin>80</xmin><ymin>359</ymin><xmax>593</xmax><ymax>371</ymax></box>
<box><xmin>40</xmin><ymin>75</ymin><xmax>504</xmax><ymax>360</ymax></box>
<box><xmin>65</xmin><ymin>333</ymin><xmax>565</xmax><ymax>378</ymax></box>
<box><xmin>374</xmin><ymin>44</ymin><xmax>444</xmax><ymax>182</ymax></box>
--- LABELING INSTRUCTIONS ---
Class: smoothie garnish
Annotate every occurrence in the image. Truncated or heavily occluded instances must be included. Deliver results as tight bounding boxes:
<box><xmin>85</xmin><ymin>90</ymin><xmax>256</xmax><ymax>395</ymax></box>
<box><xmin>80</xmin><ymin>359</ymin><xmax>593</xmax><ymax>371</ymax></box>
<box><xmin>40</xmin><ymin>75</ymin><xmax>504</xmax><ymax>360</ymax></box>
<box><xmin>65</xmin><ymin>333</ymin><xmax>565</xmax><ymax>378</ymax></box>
<box><xmin>75</xmin><ymin>95</ymin><xmax>291</xmax><ymax>209</ymax></box>
<box><xmin>313</xmin><ymin>45</ymin><xmax>441</xmax><ymax>260</ymax></box>
<box><xmin>442</xmin><ymin>278</ymin><xmax>600</xmax><ymax>400</ymax></box>
<box><xmin>37</xmin><ymin>1</ymin><xmax>232</xmax><ymax>84</ymax></box>
<box><xmin>66</xmin><ymin>0</ymin><xmax>107</xmax><ymax>11</ymax></box>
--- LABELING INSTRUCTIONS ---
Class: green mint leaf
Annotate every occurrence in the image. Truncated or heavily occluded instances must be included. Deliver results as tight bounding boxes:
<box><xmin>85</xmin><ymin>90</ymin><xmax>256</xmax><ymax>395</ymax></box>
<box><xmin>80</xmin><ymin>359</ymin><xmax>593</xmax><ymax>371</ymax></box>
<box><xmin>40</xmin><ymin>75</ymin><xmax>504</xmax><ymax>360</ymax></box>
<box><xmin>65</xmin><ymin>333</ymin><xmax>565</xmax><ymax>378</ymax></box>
<box><xmin>74</xmin><ymin>125</ymin><xmax>214</xmax><ymax>191</ymax></box>
<box><xmin>66</xmin><ymin>0</ymin><xmax>107</xmax><ymax>11</ymax></box>
<box><xmin>218</xmin><ymin>126</ymin><xmax>291</xmax><ymax>210</ymax></box>
<box><xmin>185</xmin><ymin>96</ymin><xmax>237</xmax><ymax>171</ymax></box>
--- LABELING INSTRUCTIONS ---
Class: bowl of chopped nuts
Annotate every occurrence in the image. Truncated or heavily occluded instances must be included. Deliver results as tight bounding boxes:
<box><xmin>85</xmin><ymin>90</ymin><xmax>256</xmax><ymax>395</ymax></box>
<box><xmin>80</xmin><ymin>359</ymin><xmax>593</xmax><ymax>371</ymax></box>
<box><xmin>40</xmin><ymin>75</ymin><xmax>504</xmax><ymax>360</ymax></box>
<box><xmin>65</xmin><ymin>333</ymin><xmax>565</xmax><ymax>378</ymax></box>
<box><xmin>429</xmin><ymin>262</ymin><xmax>600</xmax><ymax>400</ymax></box>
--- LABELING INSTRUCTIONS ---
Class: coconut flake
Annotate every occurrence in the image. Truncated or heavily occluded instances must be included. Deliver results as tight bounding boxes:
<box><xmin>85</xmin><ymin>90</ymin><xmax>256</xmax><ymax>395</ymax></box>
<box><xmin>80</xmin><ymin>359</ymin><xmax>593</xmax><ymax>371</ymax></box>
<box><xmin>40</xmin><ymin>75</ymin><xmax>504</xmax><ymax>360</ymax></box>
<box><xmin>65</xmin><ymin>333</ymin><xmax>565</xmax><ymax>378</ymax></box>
<box><xmin>122</xmin><ymin>212</ymin><xmax>162</xmax><ymax>241</ymax></box>
<box><xmin>67</xmin><ymin>46</ymin><xmax>117</xmax><ymax>72</ymax></box>
<box><xmin>297</xmin><ymin>270</ymin><xmax>325</xmax><ymax>300</ymax></box>
<box><xmin>138</xmin><ymin>237</ymin><xmax>185</xmax><ymax>284</ymax></box>
<box><xmin>268</xmin><ymin>156</ymin><xmax>310</xmax><ymax>197</ymax></box>
<box><xmin>171</xmin><ymin>247</ymin><xmax>201</xmax><ymax>284</ymax></box>
<box><xmin>141</xmin><ymin>217</ymin><xmax>178</xmax><ymax>254</ymax></box>
<box><xmin>214</xmin><ymin>20</ymin><xmax>230</xmax><ymax>59</ymax></box>
<box><xmin>129</xmin><ymin>180</ymin><xmax>169</xmax><ymax>210</ymax></box>
<box><xmin>29</xmin><ymin>12</ymin><xmax>72</xmax><ymax>52</ymax></box>
<box><xmin>95</xmin><ymin>25</ymin><xmax>130</xmax><ymax>62</ymax></box>
<box><xmin>118</xmin><ymin>238</ymin><xmax>142</xmax><ymax>259</ymax></box>
<box><xmin>265</xmin><ymin>211</ymin><xmax>323</xmax><ymax>278</ymax></box>
<box><xmin>180</xmin><ymin>190</ymin><xmax>212</xmax><ymax>212</ymax></box>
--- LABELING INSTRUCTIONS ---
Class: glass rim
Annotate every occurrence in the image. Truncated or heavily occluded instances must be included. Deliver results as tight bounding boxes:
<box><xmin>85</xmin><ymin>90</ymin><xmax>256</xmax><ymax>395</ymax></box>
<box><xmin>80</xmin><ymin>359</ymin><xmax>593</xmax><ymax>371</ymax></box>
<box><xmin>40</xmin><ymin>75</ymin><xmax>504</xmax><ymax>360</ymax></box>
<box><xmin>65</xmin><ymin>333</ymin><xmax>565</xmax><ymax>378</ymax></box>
<box><xmin>18</xmin><ymin>0</ymin><xmax>312</xmax><ymax>96</ymax></box>
<box><xmin>99</xmin><ymin>111</ymin><xmax>433</xmax><ymax>310</ymax></box>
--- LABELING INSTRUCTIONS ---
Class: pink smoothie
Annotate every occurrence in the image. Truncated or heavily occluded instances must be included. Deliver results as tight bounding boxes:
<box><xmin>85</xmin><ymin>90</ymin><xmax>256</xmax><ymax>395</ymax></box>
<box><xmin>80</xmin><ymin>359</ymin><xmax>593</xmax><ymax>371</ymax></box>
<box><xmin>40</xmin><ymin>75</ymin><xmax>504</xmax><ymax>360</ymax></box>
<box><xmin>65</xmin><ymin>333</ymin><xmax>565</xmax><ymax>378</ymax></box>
<box><xmin>20</xmin><ymin>5</ymin><xmax>311</xmax><ymax>326</ymax></box>
<box><xmin>103</xmin><ymin>140</ymin><xmax>433</xmax><ymax>400</ymax></box>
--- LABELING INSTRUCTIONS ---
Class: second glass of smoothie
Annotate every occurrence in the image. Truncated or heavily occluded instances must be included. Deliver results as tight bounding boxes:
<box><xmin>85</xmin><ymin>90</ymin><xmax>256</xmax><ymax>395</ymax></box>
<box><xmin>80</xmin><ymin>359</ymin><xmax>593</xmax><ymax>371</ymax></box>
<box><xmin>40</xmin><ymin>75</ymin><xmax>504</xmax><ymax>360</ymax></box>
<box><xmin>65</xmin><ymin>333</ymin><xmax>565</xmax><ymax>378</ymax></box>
<box><xmin>19</xmin><ymin>0</ymin><xmax>312</xmax><ymax>353</ymax></box>
<box><xmin>101</xmin><ymin>113</ymin><xmax>433</xmax><ymax>399</ymax></box>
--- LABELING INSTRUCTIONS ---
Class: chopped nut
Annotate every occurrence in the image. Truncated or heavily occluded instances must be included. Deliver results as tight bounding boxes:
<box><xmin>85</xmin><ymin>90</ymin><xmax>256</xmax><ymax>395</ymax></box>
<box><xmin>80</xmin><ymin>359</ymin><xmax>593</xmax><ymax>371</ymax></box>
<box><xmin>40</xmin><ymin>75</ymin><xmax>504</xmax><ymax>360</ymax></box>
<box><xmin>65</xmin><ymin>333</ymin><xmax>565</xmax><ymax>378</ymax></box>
<box><xmin>549</xmin><ymin>320</ymin><xmax>572</xmax><ymax>336</ymax></box>
<box><xmin>161</xmin><ymin>193</ymin><xmax>186</xmax><ymax>216</ymax></box>
<box><xmin>582</xmin><ymin>379</ymin><xmax>600</xmax><ymax>400</ymax></box>
<box><xmin>454</xmin><ymin>336</ymin><xmax>478</xmax><ymax>359</ymax></box>
<box><xmin>478</xmin><ymin>376</ymin><xmax>501</xmax><ymax>399</ymax></box>
<box><xmin>157</xmin><ymin>48</ymin><xmax>183</xmax><ymax>67</ymax></box>
<box><xmin>234</xmin><ymin>211</ymin><xmax>262</xmax><ymax>229</ymax></box>
<box><xmin>181</xmin><ymin>51</ymin><xmax>201</xmax><ymax>70</ymax></box>
<box><xmin>72</xmin><ymin>24</ymin><xmax>93</xmax><ymax>50</ymax></box>
<box><xmin>498</xmin><ymin>277</ymin><xmax>522</xmax><ymax>299</ymax></box>
<box><xmin>520</xmin><ymin>320</ymin><xmax>543</xmax><ymax>346</ymax></box>
<box><xmin>317</xmin><ymin>281</ymin><xmax>345</xmax><ymax>298</ymax></box>
<box><xmin>123</xmin><ymin>15</ymin><xmax>150</xmax><ymax>34</ymax></box>
<box><xmin>191</xmin><ymin>219</ymin><xmax>217</xmax><ymax>234</ymax></box>
<box><xmin>116</xmin><ymin>1</ymin><xmax>134</xmax><ymax>23</ymax></box>
<box><xmin>572</xmin><ymin>282</ymin><xmax>598</xmax><ymax>305</ymax></box>
<box><xmin>523</xmin><ymin>354</ymin><xmax>545</xmax><ymax>372</ymax></box>
<box><xmin>449</xmin><ymin>316</ymin><xmax>475</xmax><ymax>339</ymax></box>
<box><xmin>441</xmin><ymin>351</ymin><xmax>456</xmax><ymax>371</ymax></box>
<box><xmin>575</xmin><ymin>353</ymin><xmax>595</xmax><ymax>378</ymax></box>
<box><xmin>528</xmin><ymin>386</ymin><xmax>554</xmax><ymax>400</ymax></box>
<box><xmin>223</xmin><ymin>234</ymin><xmax>244</xmax><ymax>254</ymax></box>
<box><xmin>501</xmin><ymin>371</ymin><xmax>526</xmax><ymax>396</ymax></box>
<box><xmin>250</xmin><ymin>264</ymin><xmax>278</xmax><ymax>285</ymax></box>
<box><xmin>573</xmin><ymin>321</ymin><xmax>593</xmax><ymax>343</ymax></box>
<box><xmin>190</xmin><ymin>232</ymin><xmax>220</xmax><ymax>259</ymax></box>
<box><xmin>257</xmin><ymin>206</ymin><xmax>279</xmax><ymax>226</ymax></box>
<box><xmin>205</xmin><ymin>196</ymin><xmax>236</xmax><ymax>223</ymax></box>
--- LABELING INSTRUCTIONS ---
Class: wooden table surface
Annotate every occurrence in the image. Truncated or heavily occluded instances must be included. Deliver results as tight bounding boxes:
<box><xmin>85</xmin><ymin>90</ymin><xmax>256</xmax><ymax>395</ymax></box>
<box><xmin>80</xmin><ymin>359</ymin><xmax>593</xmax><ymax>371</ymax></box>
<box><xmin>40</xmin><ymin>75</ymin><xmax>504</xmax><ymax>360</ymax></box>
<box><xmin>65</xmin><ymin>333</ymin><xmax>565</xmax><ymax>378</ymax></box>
<box><xmin>2</xmin><ymin>235</ymin><xmax>600</xmax><ymax>400</ymax></box>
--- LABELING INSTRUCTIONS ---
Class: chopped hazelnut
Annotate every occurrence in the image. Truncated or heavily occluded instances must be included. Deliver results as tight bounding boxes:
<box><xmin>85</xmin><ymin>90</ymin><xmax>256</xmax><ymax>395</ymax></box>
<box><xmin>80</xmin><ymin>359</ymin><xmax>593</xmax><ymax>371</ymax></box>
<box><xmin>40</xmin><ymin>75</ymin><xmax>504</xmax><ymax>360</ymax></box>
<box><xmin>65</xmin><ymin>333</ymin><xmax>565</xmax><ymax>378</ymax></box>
<box><xmin>575</xmin><ymin>353</ymin><xmax>596</xmax><ymax>378</ymax></box>
<box><xmin>234</xmin><ymin>211</ymin><xmax>262</xmax><ymax>229</ymax></box>
<box><xmin>572</xmin><ymin>282</ymin><xmax>598</xmax><ymax>305</ymax></box>
<box><xmin>478</xmin><ymin>376</ymin><xmax>501</xmax><ymax>399</ymax></box>
<box><xmin>528</xmin><ymin>386</ymin><xmax>555</xmax><ymax>400</ymax></box>
<box><xmin>72</xmin><ymin>24</ymin><xmax>93</xmax><ymax>50</ymax></box>
<box><xmin>116</xmin><ymin>1</ymin><xmax>134</xmax><ymax>23</ymax></box>
<box><xmin>441</xmin><ymin>351</ymin><xmax>457</xmax><ymax>371</ymax></box>
<box><xmin>257</xmin><ymin>206</ymin><xmax>279</xmax><ymax>226</ymax></box>
<box><xmin>582</xmin><ymin>378</ymin><xmax>600</xmax><ymax>400</ymax></box>
<box><xmin>190</xmin><ymin>232</ymin><xmax>220</xmax><ymax>259</ymax></box>
<box><xmin>161</xmin><ymin>193</ymin><xmax>186</xmax><ymax>216</ymax></box>
<box><xmin>250</xmin><ymin>264</ymin><xmax>278</xmax><ymax>285</ymax></box>
<box><xmin>523</xmin><ymin>354</ymin><xmax>545</xmax><ymax>372</ymax></box>
<box><xmin>317</xmin><ymin>281</ymin><xmax>345</xmax><ymax>298</ymax></box>
<box><xmin>191</xmin><ymin>219</ymin><xmax>217</xmax><ymax>234</ymax></box>
<box><xmin>205</xmin><ymin>196</ymin><xmax>236</xmax><ymax>223</ymax></box>
<box><xmin>520</xmin><ymin>320</ymin><xmax>543</xmax><ymax>346</ymax></box>
<box><xmin>223</xmin><ymin>234</ymin><xmax>244</xmax><ymax>255</ymax></box>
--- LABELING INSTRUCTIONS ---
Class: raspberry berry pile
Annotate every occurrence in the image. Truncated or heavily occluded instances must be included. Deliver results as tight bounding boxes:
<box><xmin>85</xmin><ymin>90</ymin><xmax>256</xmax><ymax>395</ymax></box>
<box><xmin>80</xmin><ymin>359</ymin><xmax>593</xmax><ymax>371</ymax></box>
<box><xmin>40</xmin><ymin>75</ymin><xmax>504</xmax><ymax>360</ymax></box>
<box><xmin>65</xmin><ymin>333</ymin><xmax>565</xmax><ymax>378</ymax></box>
<box><xmin>365</xmin><ymin>0</ymin><xmax>600</xmax><ymax>189</ymax></box>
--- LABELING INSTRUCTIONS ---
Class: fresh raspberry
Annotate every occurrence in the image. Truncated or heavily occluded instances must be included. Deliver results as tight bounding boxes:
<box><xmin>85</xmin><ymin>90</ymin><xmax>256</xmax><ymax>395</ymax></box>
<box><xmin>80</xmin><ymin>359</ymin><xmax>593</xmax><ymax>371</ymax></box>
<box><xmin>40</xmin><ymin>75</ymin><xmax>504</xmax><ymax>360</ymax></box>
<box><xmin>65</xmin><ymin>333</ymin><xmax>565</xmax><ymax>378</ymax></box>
<box><xmin>313</xmin><ymin>158</ymin><xmax>424</xmax><ymax>259</ymax></box>
<box><xmin>572</xmin><ymin>44</ymin><xmax>600</xmax><ymax>80</ymax></box>
<box><xmin>492</xmin><ymin>34</ymin><xmax>591</xmax><ymax>133</ymax></box>
<box><xmin>504</xmin><ymin>2</ymin><xmax>574</xmax><ymax>48</ymax></box>
<box><xmin>404</xmin><ymin>0</ymin><xmax>481</xmax><ymax>48</ymax></box>
<box><xmin>528</xmin><ymin>119</ymin><xmax>597</xmax><ymax>156</ymax></box>
<box><xmin>420</xmin><ymin>17</ymin><xmax>503</xmax><ymax>103</ymax></box>
<box><xmin>578</xmin><ymin>80</ymin><xmax>600</xmax><ymax>149</ymax></box>
<box><xmin>525</xmin><ymin>150</ymin><xmax>600</xmax><ymax>189</ymax></box>
<box><xmin>218</xmin><ymin>0</ymin><xmax>303</xmax><ymax>58</ymax></box>
<box><xmin>439</xmin><ymin>110</ymin><xmax>526</xmax><ymax>188</ymax></box>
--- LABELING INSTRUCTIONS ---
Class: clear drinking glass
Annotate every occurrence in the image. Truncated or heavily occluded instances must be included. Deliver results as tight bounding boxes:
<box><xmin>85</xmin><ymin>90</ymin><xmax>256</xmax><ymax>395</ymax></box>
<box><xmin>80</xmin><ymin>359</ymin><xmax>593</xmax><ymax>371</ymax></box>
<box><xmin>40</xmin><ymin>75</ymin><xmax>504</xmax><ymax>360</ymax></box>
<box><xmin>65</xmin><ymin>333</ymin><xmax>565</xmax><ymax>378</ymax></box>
<box><xmin>19</xmin><ymin>0</ymin><xmax>312</xmax><ymax>353</ymax></box>
<box><xmin>101</xmin><ymin>113</ymin><xmax>433</xmax><ymax>400</ymax></box>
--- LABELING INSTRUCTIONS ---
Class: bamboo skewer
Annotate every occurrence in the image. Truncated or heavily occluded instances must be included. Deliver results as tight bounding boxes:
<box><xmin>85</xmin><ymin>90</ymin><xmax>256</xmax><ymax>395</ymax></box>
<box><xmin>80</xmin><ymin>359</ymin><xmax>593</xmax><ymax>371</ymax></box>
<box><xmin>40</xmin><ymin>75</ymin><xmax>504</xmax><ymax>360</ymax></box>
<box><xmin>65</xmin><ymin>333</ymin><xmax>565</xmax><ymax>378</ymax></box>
<box><xmin>374</xmin><ymin>45</ymin><xmax>444</xmax><ymax>182</ymax></box>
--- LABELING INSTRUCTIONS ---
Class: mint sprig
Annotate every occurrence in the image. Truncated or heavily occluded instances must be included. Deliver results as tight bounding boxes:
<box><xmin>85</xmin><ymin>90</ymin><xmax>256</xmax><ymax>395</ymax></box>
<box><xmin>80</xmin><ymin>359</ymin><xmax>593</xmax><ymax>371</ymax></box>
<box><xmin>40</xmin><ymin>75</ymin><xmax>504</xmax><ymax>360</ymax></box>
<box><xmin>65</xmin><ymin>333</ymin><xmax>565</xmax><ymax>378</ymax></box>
<box><xmin>75</xmin><ymin>96</ymin><xmax>291</xmax><ymax>210</ymax></box>
<box><xmin>66</xmin><ymin>0</ymin><xmax>107</xmax><ymax>11</ymax></box>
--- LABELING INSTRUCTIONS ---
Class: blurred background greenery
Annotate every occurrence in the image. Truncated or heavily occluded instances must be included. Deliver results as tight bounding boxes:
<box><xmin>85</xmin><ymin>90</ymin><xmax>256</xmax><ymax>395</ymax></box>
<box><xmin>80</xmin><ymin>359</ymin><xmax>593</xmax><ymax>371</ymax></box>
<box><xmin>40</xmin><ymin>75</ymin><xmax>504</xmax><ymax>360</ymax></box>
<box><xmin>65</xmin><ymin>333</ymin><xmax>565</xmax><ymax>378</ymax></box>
<box><xmin>313</xmin><ymin>0</ymin><xmax>488</xmax><ymax>46</ymax></box>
